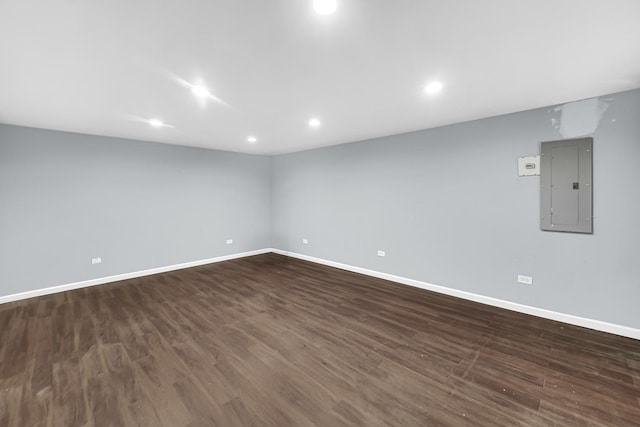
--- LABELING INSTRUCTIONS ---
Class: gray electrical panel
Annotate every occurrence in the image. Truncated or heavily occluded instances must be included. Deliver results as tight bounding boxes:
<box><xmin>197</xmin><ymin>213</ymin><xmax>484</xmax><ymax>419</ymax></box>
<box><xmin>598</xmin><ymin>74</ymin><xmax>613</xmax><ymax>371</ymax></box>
<box><xmin>540</xmin><ymin>137</ymin><xmax>593</xmax><ymax>233</ymax></box>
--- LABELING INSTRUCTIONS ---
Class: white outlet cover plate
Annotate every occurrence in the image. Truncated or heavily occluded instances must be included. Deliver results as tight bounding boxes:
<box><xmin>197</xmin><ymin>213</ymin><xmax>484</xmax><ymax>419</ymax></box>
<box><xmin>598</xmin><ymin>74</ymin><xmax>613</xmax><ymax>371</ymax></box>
<box><xmin>517</xmin><ymin>156</ymin><xmax>540</xmax><ymax>176</ymax></box>
<box><xmin>226</xmin><ymin>239</ymin><xmax>233</xmax><ymax>244</ymax></box>
<box><xmin>302</xmin><ymin>239</ymin><xmax>308</xmax><ymax>244</ymax></box>
<box><xmin>517</xmin><ymin>275</ymin><xmax>533</xmax><ymax>285</ymax></box>
<box><xmin>377</xmin><ymin>250</ymin><xmax>386</xmax><ymax>257</ymax></box>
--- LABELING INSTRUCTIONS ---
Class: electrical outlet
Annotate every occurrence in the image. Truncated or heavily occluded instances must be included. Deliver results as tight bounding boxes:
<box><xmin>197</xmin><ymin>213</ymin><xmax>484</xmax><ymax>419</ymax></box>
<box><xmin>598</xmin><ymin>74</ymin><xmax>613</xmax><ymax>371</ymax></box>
<box><xmin>377</xmin><ymin>250</ymin><xmax>386</xmax><ymax>257</ymax></box>
<box><xmin>91</xmin><ymin>257</ymin><xmax>102</xmax><ymax>265</ymax></box>
<box><xmin>302</xmin><ymin>239</ymin><xmax>309</xmax><ymax>244</ymax></box>
<box><xmin>226</xmin><ymin>239</ymin><xmax>233</xmax><ymax>244</ymax></box>
<box><xmin>517</xmin><ymin>275</ymin><xmax>533</xmax><ymax>285</ymax></box>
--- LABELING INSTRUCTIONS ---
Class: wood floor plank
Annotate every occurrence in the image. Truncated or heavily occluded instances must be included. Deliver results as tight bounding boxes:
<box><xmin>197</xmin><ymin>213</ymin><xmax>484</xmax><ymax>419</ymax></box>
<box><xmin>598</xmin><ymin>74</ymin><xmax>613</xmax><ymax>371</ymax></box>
<box><xmin>52</xmin><ymin>358</ymin><xmax>87</xmax><ymax>427</ymax></box>
<box><xmin>131</xmin><ymin>354</ymin><xmax>193</xmax><ymax>427</ymax></box>
<box><xmin>1</xmin><ymin>253</ymin><xmax>639</xmax><ymax>426</ymax></box>
<box><xmin>51</xmin><ymin>303</ymin><xmax>74</xmax><ymax>364</ymax></box>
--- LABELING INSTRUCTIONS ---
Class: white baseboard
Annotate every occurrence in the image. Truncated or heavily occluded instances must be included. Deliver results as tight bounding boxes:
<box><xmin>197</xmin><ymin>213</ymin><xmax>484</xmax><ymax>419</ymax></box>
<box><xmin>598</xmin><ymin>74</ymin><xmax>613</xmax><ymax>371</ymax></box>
<box><xmin>4</xmin><ymin>247</ymin><xmax>638</xmax><ymax>340</ymax></box>
<box><xmin>272</xmin><ymin>249</ymin><xmax>640</xmax><ymax>341</ymax></box>
<box><xmin>0</xmin><ymin>248</ymin><xmax>272</xmax><ymax>305</ymax></box>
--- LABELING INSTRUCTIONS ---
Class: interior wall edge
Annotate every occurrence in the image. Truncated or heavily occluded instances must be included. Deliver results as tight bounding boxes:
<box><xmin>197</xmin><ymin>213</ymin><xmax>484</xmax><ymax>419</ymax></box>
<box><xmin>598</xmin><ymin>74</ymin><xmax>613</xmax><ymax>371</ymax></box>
<box><xmin>271</xmin><ymin>249</ymin><xmax>640</xmax><ymax>341</ymax></box>
<box><xmin>0</xmin><ymin>248</ymin><xmax>273</xmax><ymax>305</ymax></box>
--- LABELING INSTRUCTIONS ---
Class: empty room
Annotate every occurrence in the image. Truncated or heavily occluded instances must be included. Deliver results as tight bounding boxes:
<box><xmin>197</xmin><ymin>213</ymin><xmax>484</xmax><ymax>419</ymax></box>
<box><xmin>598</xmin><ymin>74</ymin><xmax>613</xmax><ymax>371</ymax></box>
<box><xmin>1</xmin><ymin>0</ymin><xmax>640</xmax><ymax>426</ymax></box>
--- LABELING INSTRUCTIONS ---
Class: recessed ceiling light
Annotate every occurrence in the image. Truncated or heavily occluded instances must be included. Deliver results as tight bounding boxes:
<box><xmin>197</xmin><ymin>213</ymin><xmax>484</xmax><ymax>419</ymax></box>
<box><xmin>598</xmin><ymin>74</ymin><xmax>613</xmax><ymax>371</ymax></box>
<box><xmin>424</xmin><ymin>81</ymin><xmax>444</xmax><ymax>94</ymax></box>
<box><xmin>191</xmin><ymin>85</ymin><xmax>211</xmax><ymax>98</ymax></box>
<box><xmin>149</xmin><ymin>119</ymin><xmax>165</xmax><ymax>127</ymax></box>
<box><xmin>247</xmin><ymin>136</ymin><xmax>257</xmax><ymax>143</ymax></box>
<box><xmin>309</xmin><ymin>118</ymin><xmax>321</xmax><ymax>127</ymax></box>
<box><xmin>313</xmin><ymin>0</ymin><xmax>337</xmax><ymax>15</ymax></box>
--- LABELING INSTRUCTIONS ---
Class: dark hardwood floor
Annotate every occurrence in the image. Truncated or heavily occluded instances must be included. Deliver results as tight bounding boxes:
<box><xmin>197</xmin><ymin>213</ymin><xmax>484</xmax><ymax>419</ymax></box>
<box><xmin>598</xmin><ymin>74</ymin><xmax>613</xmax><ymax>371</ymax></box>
<box><xmin>1</xmin><ymin>253</ymin><xmax>639</xmax><ymax>426</ymax></box>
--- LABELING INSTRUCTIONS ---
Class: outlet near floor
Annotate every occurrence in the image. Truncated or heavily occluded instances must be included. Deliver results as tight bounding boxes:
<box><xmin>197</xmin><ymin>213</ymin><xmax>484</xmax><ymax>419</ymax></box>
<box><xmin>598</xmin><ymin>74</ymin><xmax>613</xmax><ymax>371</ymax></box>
<box><xmin>517</xmin><ymin>275</ymin><xmax>533</xmax><ymax>285</ymax></box>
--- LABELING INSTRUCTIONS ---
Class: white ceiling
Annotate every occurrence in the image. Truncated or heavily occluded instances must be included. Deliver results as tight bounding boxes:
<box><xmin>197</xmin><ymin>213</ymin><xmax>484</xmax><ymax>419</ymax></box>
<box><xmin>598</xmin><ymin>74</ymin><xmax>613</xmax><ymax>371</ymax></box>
<box><xmin>1</xmin><ymin>0</ymin><xmax>639</xmax><ymax>155</ymax></box>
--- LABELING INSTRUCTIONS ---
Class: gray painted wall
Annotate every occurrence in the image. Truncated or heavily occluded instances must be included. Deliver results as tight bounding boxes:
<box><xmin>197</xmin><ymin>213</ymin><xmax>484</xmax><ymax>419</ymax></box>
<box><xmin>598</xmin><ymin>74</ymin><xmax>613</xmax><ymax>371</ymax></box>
<box><xmin>2</xmin><ymin>90</ymin><xmax>639</xmax><ymax>330</ymax></box>
<box><xmin>0</xmin><ymin>125</ymin><xmax>271</xmax><ymax>296</ymax></box>
<box><xmin>272</xmin><ymin>89</ymin><xmax>640</xmax><ymax>329</ymax></box>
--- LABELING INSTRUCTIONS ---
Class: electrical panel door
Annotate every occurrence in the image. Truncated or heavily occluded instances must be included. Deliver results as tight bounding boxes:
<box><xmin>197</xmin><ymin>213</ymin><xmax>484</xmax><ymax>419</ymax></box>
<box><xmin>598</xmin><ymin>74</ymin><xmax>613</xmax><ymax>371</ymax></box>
<box><xmin>540</xmin><ymin>138</ymin><xmax>593</xmax><ymax>233</ymax></box>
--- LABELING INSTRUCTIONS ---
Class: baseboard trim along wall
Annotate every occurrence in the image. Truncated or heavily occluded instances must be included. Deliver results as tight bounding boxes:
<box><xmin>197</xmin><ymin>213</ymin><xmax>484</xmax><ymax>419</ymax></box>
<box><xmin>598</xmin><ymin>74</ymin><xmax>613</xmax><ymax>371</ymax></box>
<box><xmin>0</xmin><ymin>248</ymin><xmax>272</xmax><ymax>305</ymax></box>
<box><xmin>271</xmin><ymin>249</ymin><xmax>640</xmax><ymax>341</ymax></box>
<box><xmin>3</xmin><ymin>247</ymin><xmax>638</xmax><ymax>340</ymax></box>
